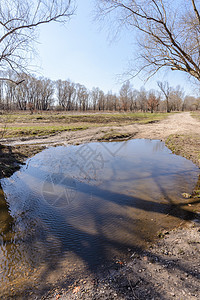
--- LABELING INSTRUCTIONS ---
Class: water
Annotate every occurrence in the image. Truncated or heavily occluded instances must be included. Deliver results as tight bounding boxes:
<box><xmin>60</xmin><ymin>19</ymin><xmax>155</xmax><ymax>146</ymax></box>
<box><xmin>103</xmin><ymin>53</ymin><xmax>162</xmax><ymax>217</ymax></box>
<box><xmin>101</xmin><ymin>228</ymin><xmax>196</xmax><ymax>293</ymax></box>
<box><xmin>0</xmin><ymin>139</ymin><xmax>199</xmax><ymax>296</ymax></box>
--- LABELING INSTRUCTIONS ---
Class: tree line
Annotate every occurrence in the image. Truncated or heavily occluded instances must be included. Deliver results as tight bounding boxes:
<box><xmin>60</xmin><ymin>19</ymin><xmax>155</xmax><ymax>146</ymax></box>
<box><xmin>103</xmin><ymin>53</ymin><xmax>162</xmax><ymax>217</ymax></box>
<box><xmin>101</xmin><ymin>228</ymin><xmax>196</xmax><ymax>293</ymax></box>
<box><xmin>0</xmin><ymin>73</ymin><xmax>199</xmax><ymax>113</ymax></box>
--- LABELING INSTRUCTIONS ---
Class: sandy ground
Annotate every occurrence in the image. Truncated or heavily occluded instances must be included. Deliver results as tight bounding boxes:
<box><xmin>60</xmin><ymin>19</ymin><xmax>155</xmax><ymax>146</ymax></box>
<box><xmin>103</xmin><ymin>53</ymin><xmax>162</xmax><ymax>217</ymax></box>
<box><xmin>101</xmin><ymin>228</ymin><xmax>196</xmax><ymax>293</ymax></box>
<box><xmin>133</xmin><ymin>111</ymin><xmax>200</xmax><ymax>139</ymax></box>
<box><xmin>1</xmin><ymin>112</ymin><xmax>200</xmax><ymax>299</ymax></box>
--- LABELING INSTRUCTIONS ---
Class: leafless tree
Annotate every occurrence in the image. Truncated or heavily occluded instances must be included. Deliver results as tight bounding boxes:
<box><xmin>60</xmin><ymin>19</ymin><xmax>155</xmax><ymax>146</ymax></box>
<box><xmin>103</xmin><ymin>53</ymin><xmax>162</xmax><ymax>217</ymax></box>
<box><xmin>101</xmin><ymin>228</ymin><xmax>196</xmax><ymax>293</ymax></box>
<box><xmin>97</xmin><ymin>89</ymin><xmax>105</xmax><ymax>111</ymax></box>
<box><xmin>168</xmin><ymin>86</ymin><xmax>184</xmax><ymax>112</ymax></box>
<box><xmin>91</xmin><ymin>87</ymin><xmax>100</xmax><ymax>111</ymax></box>
<box><xmin>76</xmin><ymin>84</ymin><xmax>89</xmax><ymax>111</ymax></box>
<box><xmin>137</xmin><ymin>87</ymin><xmax>148</xmax><ymax>112</ymax></box>
<box><xmin>147</xmin><ymin>91</ymin><xmax>160</xmax><ymax>113</ymax></box>
<box><xmin>129</xmin><ymin>89</ymin><xmax>138</xmax><ymax>111</ymax></box>
<box><xmin>193</xmin><ymin>97</ymin><xmax>200</xmax><ymax>110</ymax></box>
<box><xmin>39</xmin><ymin>78</ymin><xmax>55</xmax><ymax>110</ymax></box>
<box><xmin>0</xmin><ymin>80</ymin><xmax>3</xmax><ymax>109</ymax></box>
<box><xmin>56</xmin><ymin>79</ymin><xmax>76</xmax><ymax>111</ymax></box>
<box><xmin>119</xmin><ymin>80</ymin><xmax>132</xmax><ymax>111</ymax></box>
<box><xmin>158</xmin><ymin>81</ymin><xmax>184</xmax><ymax>112</ymax></box>
<box><xmin>157</xmin><ymin>81</ymin><xmax>171</xmax><ymax>112</ymax></box>
<box><xmin>0</xmin><ymin>0</ymin><xmax>74</xmax><ymax>84</ymax></box>
<box><xmin>2</xmin><ymin>73</ymin><xmax>55</xmax><ymax>110</ymax></box>
<box><xmin>112</xmin><ymin>94</ymin><xmax>119</xmax><ymax>111</ymax></box>
<box><xmin>105</xmin><ymin>91</ymin><xmax>113</xmax><ymax>111</ymax></box>
<box><xmin>184</xmin><ymin>95</ymin><xmax>200</xmax><ymax>111</ymax></box>
<box><xmin>97</xmin><ymin>0</ymin><xmax>200</xmax><ymax>82</ymax></box>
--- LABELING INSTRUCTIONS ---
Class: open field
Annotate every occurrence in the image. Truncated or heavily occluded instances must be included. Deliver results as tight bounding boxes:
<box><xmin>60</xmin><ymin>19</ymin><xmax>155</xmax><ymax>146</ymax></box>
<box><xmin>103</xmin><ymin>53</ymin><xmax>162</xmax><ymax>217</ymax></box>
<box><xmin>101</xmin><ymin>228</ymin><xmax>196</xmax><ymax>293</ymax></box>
<box><xmin>0</xmin><ymin>111</ymin><xmax>168</xmax><ymax>138</ymax></box>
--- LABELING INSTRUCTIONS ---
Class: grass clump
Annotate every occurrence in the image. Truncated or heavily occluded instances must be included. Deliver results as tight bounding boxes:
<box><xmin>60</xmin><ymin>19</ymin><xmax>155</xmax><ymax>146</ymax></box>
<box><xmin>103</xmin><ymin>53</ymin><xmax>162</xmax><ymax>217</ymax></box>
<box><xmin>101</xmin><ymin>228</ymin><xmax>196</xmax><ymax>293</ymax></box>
<box><xmin>191</xmin><ymin>111</ymin><xmax>200</xmax><ymax>121</ymax></box>
<box><xmin>99</xmin><ymin>131</ymin><xmax>132</xmax><ymax>141</ymax></box>
<box><xmin>165</xmin><ymin>134</ymin><xmax>200</xmax><ymax>167</ymax></box>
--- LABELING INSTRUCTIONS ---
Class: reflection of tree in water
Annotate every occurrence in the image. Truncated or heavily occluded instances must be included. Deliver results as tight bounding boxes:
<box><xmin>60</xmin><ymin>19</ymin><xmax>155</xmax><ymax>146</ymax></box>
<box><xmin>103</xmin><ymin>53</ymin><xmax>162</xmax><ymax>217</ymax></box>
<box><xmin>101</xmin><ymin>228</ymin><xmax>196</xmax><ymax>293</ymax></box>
<box><xmin>0</xmin><ymin>184</ymin><xmax>62</xmax><ymax>290</ymax></box>
<box><xmin>1</xmin><ymin>172</ymin><xmax>200</xmax><ymax>297</ymax></box>
<box><xmin>152</xmin><ymin>140</ymin><xmax>166</xmax><ymax>152</ymax></box>
<box><xmin>0</xmin><ymin>187</ymin><xmax>29</xmax><ymax>284</ymax></box>
<box><xmin>0</xmin><ymin>187</ymin><xmax>13</xmax><ymax>237</ymax></box>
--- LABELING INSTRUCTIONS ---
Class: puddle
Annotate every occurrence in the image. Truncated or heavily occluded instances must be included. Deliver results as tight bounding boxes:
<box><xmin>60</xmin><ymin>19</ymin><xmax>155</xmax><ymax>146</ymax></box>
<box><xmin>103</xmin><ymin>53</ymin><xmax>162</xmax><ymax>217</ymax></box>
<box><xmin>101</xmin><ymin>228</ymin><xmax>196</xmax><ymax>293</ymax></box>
<box><xmin>0</xmin><ymin>139</ymin><xmax>199</xmax><ymax>296</ymax></box>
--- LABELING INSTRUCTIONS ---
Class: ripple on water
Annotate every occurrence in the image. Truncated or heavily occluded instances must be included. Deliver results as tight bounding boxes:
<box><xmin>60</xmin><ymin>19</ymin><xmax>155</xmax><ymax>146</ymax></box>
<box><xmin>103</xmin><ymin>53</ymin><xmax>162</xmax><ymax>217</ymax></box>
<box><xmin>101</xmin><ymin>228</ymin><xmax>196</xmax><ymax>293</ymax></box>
<box><xmin>0</xmin><ymin>139</ymin><xmax>199</xmax><ymax>296</ymax></box>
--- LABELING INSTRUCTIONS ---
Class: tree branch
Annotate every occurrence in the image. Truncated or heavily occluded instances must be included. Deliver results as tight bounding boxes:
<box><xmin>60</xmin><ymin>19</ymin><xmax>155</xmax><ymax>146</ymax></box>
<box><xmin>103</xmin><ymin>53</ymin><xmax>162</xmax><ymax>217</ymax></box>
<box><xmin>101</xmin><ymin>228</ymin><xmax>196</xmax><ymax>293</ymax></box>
<box><xmin>191</xmin><ymin>0</ymin><xmax>200</xmax><ymax>25</ymax></box>
<box><xmin>0</xmin><ymin>78</ymin><xmax>25</xmax><ymax>85</ymax></box>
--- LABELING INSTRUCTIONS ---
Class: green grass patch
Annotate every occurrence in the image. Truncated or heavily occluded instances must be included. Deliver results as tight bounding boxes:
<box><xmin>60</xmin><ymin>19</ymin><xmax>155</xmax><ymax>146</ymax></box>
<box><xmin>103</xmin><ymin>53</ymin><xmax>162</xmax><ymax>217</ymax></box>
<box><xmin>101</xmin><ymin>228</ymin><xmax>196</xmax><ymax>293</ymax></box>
<box><xmin>0</xmin><ymin>124</ymin><xmax>89</xmax><ymax>138</ymax></box>
<box><xmin>62</xmin><ymin>112</ymin><xmax>169</xmax><ymax>124</ymax></box>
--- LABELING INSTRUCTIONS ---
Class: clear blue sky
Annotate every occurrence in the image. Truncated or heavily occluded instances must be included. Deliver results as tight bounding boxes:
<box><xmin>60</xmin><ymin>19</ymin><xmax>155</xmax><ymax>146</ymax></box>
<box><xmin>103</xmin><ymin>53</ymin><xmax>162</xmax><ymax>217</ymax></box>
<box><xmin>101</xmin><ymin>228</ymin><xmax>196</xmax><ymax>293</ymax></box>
<box><xmin>34</xmin><ymin>0</ymin><xmax>197</xmax><ymax>96</ymax></box>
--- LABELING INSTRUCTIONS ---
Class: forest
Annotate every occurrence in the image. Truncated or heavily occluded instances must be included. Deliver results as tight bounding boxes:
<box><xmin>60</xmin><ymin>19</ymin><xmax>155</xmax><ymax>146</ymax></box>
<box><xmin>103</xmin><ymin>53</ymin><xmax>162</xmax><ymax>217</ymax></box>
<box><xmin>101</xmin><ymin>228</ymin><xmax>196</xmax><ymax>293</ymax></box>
<box><xmin>0</xmin><ymin>73</ymin><xmax>200</xmax><ymax>113</ymax></box>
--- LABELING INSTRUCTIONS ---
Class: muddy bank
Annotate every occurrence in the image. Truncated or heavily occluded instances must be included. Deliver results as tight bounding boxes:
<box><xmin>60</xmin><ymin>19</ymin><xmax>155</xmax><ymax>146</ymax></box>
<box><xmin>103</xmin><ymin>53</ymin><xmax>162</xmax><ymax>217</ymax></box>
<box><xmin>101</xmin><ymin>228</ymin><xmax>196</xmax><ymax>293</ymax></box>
<box><xmin>43</xmin><ymin>222</ymin><xmax>200</xmax><ymax>300</ymax></box>
<box><xmin>0</xmin><ymin>144</ymin><xmax>45</xmax><ymax>179</ymax></box>
<box><xmin>165</xmin><ymin>134</ymin><xmax>200</xmax><ymax>168</ymax></box>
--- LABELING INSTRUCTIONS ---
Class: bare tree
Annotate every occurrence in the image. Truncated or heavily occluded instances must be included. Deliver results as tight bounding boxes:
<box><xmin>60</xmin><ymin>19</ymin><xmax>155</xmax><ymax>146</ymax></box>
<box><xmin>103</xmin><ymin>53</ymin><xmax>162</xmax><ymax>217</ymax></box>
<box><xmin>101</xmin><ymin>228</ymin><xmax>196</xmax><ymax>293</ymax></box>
<box><xmin>0</xmin><ymin>80</ymin><xmax>3</xmax><ymax>109</ymax></box>
<box><xmin>96</xmin><ymin>89</ymin><xmax>105</xmax><ymax>111</ymax></box>
<box><xmin>168</xmin><ymin>86</ymin><xmax>184</xmax><ymax>112</ymax></box>
<box><xmin>158</xmin><ymin>81</ymin><xmax>184</xmax><ymax>112</ymax></box>
<box><xmin>76</xmin><ymin>84</ymin><xmax>89</xmax><ymax>111</ymax></box>
<box><xmin>129</xmin><ymin>89</ymin><xmax>138</xmax><ymax>111</ymax></box>
<box><xmin>147</xmin><ymin>91</ymin><xmax>160</xmax><ymax>113</ymax></box>
<box><xmin>119</xmin><ymin>80</ymin><xmax>132</xmax><ymax>111</ymax></box>
<box><xmin>0</xmin><ymin>0</ymin><xmax>74</xmax><ymax>83</ymax></box>
<box><xmin>112</xmin><ymin>94</ymin><xmax>119</xmax><ymax>111</ymax></box>
<box><xmin>56</xmin><ymin>79</ymin><xmax>76</xmax><ymax>111</ymax></box>
<box><xmin>0</xmin><ymin>72</ymin><xmax>55</xmax><ymax>111</ymax></box>
<box><xmin>157</xmin><ymin>81</ymin><xmax>171</xmax><ymax>112</ymax></box>
<box><xmin>91</xmin><ymin>87</ymin><xmax>100</xmax><ymax>111</ymax></box>
<box><xmin>184</xmin><ymin>95</ymin><xmax>200</xmax><ymax>111</ymax></box>
<box><xmin>39</xmin><ymin>78</ymin><xmax>55</xmax><ymax>110</ymax></box>
<box><xmin>97</xmin><ymin>0</ymin><xmax>200</xmax><ymax>82</ymax></box>
<box><xmin>137</xmin><ymin>88</ymin><xmax>148</xmax><ymax>112</ymax></box>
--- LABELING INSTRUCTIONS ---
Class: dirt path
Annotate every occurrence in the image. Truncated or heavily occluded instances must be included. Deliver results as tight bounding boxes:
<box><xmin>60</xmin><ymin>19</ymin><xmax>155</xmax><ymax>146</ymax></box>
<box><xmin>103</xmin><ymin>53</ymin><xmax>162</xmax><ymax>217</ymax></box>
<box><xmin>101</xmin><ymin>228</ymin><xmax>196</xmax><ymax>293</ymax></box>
<box><xmin>133</xmin><ymin>112</ymin><xmax>200</xmax><ymax>139</ymax></box>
